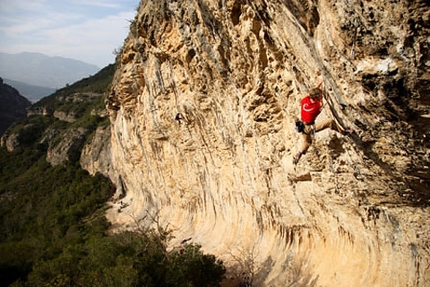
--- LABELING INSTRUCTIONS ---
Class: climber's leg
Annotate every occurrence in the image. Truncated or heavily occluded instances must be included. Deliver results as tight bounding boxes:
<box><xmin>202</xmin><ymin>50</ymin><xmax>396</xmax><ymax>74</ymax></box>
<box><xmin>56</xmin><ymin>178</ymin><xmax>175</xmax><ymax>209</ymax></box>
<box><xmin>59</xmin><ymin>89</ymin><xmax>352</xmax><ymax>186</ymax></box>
<box><xmin>294</xmin><ymin>126</ymin><xmax>313</xmax><ymax>164</ymax></box>
<box><xmin>315</xmin><ymin>118</ymin><xmax>341</xmax><ymax>133</ymax></box>
<box><xmin>300</xmin><ymin>127</ymin><xmax>313</xmax><ymax>154</ymax></box>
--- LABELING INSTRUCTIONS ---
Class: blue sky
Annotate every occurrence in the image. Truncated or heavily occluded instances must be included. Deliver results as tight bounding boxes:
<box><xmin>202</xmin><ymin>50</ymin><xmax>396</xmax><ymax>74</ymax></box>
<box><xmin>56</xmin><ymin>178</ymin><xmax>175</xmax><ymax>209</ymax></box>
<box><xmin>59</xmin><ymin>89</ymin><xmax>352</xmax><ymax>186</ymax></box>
<box><xmin>0</xmin><ymin>0</ymin><xmax>139</xmax><ymax>67</ymax></box>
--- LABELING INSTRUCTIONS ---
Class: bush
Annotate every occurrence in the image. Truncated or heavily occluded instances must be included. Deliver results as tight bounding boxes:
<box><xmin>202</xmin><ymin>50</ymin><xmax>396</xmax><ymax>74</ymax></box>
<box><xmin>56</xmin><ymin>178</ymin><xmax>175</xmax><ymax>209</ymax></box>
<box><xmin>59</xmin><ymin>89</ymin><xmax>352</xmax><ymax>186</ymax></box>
<box><xmin>0</xmin><ymin>146</ymin><xmax>225</xmax><ymax>286</ymax></box>
<box><xmin>26</xmin><ymin>228</ymin><xmax>226</xmax><ymax>287</ymax></box>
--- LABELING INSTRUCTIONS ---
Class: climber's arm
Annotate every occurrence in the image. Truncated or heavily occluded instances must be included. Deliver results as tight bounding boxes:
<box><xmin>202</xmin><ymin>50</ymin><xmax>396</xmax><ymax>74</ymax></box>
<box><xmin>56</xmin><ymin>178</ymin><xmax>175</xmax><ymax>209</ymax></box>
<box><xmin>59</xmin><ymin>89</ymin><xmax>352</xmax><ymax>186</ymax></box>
<box><xmin>316</xmin><ymin>79</ymin><xmax>324</xmax><ymax>109</ymax></box>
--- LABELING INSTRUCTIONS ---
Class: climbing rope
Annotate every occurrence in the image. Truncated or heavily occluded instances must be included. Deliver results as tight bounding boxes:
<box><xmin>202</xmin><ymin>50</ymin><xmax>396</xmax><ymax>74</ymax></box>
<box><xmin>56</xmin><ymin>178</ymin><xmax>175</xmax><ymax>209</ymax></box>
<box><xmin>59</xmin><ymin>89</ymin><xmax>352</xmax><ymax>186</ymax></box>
<box><xmin>350</xmin><ymin>18</ymin><xmax>359</xmax><ymax>60</ymax></box>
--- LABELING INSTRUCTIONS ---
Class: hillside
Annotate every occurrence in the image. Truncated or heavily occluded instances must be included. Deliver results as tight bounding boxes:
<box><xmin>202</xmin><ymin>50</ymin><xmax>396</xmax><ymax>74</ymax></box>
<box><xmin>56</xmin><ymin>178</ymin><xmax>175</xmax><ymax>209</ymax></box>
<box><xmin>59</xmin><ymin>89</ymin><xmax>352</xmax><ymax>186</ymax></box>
<box><xmin>0</xmin><ymin>78</ymin><xmax>31</xmax><ymax>135</ymax></box>
<box><xmin>2</xmin><ymin>78</ymin><xmax>55</xmax><ymax>103</ymax></box>
<box><xmin>2</xmin><ymin>64</ymin><xmax>116</xmax><ymax>160</ymax></box>
<box><xmin>0</xmin><ymin>64</ymin><xmax>115</xmax><ymax>285</ymax></box>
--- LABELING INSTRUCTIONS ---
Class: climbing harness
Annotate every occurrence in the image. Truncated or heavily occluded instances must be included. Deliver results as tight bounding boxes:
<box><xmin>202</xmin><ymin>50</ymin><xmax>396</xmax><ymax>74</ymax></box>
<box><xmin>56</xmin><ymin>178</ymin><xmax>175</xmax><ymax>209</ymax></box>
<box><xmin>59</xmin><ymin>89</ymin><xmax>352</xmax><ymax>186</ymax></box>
<box><xmin>295</xmin><ymin>120</ymin><xmax>305</xmax><ymax>133</ymax></box>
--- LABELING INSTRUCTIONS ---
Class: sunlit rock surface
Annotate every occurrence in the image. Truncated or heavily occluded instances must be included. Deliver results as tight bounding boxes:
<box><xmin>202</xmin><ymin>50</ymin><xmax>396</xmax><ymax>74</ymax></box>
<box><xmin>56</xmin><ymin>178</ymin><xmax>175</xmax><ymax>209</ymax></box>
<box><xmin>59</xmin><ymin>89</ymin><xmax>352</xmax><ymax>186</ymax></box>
<box><xmin>102</xmin><ymin>0</ymin><xmax>429</xmax><ymax>285</ymax></box>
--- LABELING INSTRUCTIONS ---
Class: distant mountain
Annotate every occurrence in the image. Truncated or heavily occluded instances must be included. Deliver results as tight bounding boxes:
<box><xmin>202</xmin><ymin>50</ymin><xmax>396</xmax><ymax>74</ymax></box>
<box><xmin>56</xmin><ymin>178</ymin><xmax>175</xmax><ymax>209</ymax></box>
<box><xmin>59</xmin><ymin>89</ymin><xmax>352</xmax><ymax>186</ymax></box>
<box><xmin>0</xmin><ymin>77</ymin><xmax>31</xmax><ymax>135</ymax></box>
<box><xmin>0</xmin><ymin>52</ymin><xmax>100</xmax><ymax>89</ymax></box>
<box><xmin>3</xmin><ymin>78</ymin><xmax>55</xmax><ymax>103</ymax></box>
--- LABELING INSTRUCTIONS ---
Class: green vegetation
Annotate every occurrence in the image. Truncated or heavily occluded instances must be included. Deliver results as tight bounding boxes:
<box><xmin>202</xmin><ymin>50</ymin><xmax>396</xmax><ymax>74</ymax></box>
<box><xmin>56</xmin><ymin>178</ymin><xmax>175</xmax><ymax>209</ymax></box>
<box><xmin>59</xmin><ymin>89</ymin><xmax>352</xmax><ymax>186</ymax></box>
<box><xmin>0</xmin><ymin>145</ymin><xmax>225</xmax><ymax>286</ymax></box>
<box><xmin>0</xmin><ymin>146</ymin><xmax>114</xmax><ymax>286</ymax></box>
<box><xmin>0</xmin><ymin>64</ymin><xmax>226</xmax><ymax>286</ymax></box>
<box><xmin>37</xmin><ymin>64</ymin><xmax>116</xmax><ymax>103</ymax></box>
<box><xmin>5</xmin><ymin>64</ymin><xmax>114</xmax><ymax>152</ymax></box>
<box><xmin>33</xmin><ymin>64</ymin><xmax>115</xmax><ymax>118</ymax></box>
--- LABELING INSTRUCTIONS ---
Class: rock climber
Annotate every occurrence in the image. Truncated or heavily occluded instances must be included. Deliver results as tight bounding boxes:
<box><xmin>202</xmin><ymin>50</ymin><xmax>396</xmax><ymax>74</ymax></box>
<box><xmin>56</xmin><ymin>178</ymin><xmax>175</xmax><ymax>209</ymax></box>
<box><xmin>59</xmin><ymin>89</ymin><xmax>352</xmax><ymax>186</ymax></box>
<box><xmin>293</xmin><ymin>80</ymin><xmax>353</xmax><ymax>164</ymax></box>
<box><xmin>175</xmin><ymin>113</ymin><xmax>183</xmax><ymax>124</ymax></box>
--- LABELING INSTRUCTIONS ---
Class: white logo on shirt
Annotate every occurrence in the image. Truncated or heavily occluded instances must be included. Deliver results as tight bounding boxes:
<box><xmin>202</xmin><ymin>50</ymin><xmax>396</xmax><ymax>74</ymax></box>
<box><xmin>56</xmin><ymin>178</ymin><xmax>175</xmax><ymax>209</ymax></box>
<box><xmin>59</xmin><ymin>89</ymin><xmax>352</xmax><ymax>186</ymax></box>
<box><xmin>303</xmin><ymin>103</ymin><xmax>316</xmax><ymax>112</ymax></box>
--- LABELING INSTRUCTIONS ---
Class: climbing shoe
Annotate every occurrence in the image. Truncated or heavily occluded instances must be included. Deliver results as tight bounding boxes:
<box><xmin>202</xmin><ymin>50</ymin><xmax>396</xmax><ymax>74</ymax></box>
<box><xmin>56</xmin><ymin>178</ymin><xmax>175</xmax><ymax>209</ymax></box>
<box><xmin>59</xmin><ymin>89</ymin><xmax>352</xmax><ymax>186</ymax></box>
<box><xmin>293</xmin><ymin>152</ymin><xmax>302</xmax><ymax>165</ymax></box>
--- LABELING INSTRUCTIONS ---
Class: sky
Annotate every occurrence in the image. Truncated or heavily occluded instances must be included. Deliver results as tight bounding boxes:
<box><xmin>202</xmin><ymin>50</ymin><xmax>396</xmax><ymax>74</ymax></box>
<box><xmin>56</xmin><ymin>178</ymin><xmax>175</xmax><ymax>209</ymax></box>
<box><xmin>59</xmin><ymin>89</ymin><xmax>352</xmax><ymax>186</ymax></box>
<box><xmin>0</xmin><ymin>0</ymin><xmax>139</xmax><ymax>68</ymax></box>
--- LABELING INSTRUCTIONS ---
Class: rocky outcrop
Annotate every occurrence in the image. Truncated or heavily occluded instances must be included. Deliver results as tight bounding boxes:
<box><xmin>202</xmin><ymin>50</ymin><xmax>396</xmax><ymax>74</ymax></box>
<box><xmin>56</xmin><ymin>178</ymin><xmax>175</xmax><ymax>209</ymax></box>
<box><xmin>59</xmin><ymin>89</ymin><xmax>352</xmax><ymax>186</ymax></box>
<box><xmin>26</xmin><ymin>107</ymin><xmax>54</xmax><ymax>117</ymax></box>
<box><xmin>53</xmin><ymin>110</ymin><xmax>76</xmax><ymax>123</ymax></box>
<box><xmin>1</xmin><ymin>119</ymin><xmax>56</xmax><ymax>152</ymax></box>
<box><xmin>80</xmin><ymin>125</ymin><xmax>113</xmax><ymax>178</ymax></box>
<box><xmin>104</xmin><ymin>0</ymin><xmax>429</xmax><ymax>286</ymax></box>
<box><xmin>0</xmin><ymin>77</ymin><xmax>31</xmax><ymax>135</ymax></box>
<box><xmin>46</xmin><ymin>127</ymin><xmax>89</xmax><ymax>165</ymax></box>
<box><xmin>1</xmin><ymin>132</ymin><xmax>20</xmax><ymax>152</ymax></box>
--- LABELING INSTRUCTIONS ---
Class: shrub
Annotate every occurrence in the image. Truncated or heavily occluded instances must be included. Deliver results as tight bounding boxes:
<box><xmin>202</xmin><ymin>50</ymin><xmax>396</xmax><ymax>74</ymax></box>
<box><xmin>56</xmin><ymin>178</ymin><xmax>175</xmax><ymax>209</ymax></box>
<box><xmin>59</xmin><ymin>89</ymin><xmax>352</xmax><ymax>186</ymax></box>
<box><xmin>0</xmin><ymin>146</ymin><xmax>225</xmax><ymax>286</ymax></box>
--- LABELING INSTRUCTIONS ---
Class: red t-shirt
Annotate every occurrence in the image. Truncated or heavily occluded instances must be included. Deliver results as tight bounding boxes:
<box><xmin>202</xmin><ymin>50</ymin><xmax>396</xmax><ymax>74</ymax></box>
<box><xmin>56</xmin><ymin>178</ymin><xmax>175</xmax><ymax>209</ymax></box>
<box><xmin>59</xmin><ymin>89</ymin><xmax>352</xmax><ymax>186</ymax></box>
<box><xmin>301</xmin><ymin>96</ymin><xmax>321</xmax><ymax>124</ymax></box>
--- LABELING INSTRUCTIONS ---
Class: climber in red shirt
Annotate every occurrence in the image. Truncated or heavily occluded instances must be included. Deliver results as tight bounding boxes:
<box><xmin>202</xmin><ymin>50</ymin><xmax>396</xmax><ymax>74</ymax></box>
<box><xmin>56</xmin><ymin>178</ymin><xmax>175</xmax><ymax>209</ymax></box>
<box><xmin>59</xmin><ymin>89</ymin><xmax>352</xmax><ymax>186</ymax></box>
<box><xmin>301</xmin><ymin>91</ymin><xmax>323</xmax><ymax>125</ymax></box>
<box><xmin>293</xmin><ymin>81</ymin><xmax>353</xmax><ymax>164</ymax></box>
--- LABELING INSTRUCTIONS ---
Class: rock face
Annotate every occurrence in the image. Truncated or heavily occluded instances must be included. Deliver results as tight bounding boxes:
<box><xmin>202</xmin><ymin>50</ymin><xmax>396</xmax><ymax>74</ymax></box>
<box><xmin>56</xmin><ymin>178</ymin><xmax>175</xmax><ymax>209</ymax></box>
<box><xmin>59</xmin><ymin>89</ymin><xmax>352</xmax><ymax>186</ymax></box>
<box><xmin>80</xmin><ymin>125</ymin><xmax>113</xmax><ymax>179</ymax></box>
<box><xmin>104</xmin><ymin>0</ymin><xmax>429</xmax><ymax>286</ymax></box>
<box><xmin>45</xmin><ymin>127</ymin><xmax>89</xmax><ymax>166</ymax></box>
<box><xmin>0</xmin><ymin>77</ymin><xmax>31</xmax><ymax>135</ymax></box>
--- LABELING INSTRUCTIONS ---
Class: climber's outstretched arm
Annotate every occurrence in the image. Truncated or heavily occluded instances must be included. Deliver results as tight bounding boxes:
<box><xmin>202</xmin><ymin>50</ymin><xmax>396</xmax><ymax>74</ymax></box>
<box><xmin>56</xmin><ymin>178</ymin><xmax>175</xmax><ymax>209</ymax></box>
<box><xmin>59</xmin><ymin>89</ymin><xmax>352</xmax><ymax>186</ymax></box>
<box><xmin>316</xmin><ymin>79</ymin><xmax>325</xmax><ymax>108</ymax></box>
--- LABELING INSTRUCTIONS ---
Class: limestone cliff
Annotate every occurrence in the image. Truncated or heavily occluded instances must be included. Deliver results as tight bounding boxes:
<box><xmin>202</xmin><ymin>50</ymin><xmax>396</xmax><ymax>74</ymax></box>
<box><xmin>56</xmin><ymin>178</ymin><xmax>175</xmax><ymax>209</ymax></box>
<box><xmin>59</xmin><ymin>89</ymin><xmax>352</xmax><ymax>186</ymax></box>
<box><xmin>105</xmin><ymin>0</ymin><xmax>429</xmax><ymax>286</ymax></box>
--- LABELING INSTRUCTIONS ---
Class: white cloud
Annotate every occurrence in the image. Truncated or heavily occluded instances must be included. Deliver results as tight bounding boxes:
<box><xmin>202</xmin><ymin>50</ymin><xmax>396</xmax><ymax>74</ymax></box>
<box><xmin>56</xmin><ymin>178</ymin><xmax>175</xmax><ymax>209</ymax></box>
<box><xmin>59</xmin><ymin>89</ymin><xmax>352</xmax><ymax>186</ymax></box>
<box><xmin>0</xmin><ymin>0</ymin><xmax>138</xmax><ymax>67</ymax></box>
<box><xmin>1</xmin><ymin>11</ymin><xmax>81</xmax><ymax>35</ymax></box>
<box><xmin>0</xmin><ymin>0</ymin><xmax>47</xmax><ymax>13</ymax></box>
<box><xmin>71</xmin><ymin>0</ymin><xmax>122</xmax><ymax>9</ymax></box>
<box><xmin>41</xmin><ymin>11</ymin><xmax>135</xmax><ymax>66</ymax></box>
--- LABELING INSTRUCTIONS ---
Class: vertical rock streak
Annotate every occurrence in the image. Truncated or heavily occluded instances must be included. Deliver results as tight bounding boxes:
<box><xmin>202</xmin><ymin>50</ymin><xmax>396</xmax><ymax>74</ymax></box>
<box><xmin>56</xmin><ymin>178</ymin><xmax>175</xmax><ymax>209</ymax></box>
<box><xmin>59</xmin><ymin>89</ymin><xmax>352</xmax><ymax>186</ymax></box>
<box><xmin>105</xmin><ymin>0</ymin><xmax>429</xmax><ymax>285</ymax></box>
